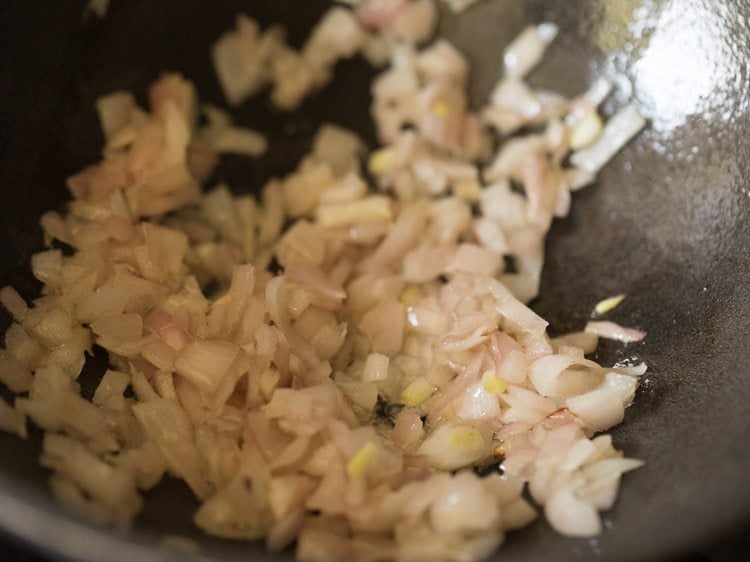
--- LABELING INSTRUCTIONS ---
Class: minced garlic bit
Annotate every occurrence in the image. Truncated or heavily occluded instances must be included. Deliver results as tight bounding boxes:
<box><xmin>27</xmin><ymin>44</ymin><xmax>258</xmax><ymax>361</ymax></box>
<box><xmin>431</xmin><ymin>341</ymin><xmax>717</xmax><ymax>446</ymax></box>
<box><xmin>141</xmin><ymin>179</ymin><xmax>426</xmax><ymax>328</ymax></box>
<box><xmin>417</xmin><ymin>423</ymin><xmax>491</xmax><ymax>470</ymax></box>
<box><xmin>593</xmin><ymin>294</ymin><xmax>626</xmax><ymax>316</ymax></box>
<box><xmin>453</xmin><ymin>178</ymin><xmax>481</xmax><ymax>203</ymax></box>
<box><xmin>449</xmin><ymin>425</ymin><xmax>484</xmax><ymax>450</ymax></box>
<box><xmin>481</xmin><ymin>370</ymin><xmax>507</xmax><ymax>395</ymax></box>
<box><xmin>399</xmin><ymin>285</ymin><xmax>424</xmax><ymax>308</ymax></box>
<box><xmin>367</xmin><ymin>147</ymin><xmax>397</xmax><ymax>176</ymax></box>
<box><xmin>346</xmin><ymin>441</ymin><xmax>378</xmax><ymax>480</ymax></box>
<box><xmin>432</xmin><ymin>99</ymin><xmax>450</xmax><ymax>119</ymax></box>
<box><xmin>570</xmin><ymin>110</ymin><xmax>603</xmax><ymax>150</ymax></box>
<box><xmin>400</xmin><ymin>377</ymin><xmax>437</xmax><ymax>407</ymax></box>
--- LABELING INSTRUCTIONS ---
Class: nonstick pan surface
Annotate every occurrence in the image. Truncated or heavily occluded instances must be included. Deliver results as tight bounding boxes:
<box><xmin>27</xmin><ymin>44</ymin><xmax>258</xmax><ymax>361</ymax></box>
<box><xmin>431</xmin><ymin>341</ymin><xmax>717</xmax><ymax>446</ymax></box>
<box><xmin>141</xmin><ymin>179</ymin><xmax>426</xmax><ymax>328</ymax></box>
<box><xmin>0</xmin><ymin>1</ymin><xmax>748</xmax><ymax>561</ymax></box>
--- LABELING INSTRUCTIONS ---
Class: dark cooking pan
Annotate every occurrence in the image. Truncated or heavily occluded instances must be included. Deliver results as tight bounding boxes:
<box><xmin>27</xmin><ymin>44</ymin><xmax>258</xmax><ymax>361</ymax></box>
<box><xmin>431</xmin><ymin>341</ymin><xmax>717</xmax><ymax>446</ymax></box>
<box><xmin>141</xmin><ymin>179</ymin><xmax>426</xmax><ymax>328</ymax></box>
<box><xmin>0</xmin><ymin>0</ymin><xmax>748</xmax><ymax>560</ymax></box>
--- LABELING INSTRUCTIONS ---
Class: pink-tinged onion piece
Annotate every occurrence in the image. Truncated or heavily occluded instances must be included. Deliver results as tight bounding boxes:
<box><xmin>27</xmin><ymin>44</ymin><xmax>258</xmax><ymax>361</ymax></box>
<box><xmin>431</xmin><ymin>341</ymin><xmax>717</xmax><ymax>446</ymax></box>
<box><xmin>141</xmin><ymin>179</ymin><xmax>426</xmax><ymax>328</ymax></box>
<box><xmin>585</xmin><ymin>321</ymin><xmax>646</xmax><ymax>343</ymax></box>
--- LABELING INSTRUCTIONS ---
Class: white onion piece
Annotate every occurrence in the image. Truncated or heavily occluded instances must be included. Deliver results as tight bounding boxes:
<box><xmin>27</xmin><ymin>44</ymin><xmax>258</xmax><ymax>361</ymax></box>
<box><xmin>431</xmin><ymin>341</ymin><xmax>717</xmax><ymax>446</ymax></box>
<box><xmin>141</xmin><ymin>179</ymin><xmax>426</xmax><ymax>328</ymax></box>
<box><xmin>545</xmin><ymin>487</ymin><xmax>602</xmax><ymax>537</ymax></box>
<box><xmin>174</xmin><ymin>340</ymin><xmax>239</xmax><ymax>393</ymax></box>
<box><xmin>529</xmin><ymin>354</ymin><xmax>576</xmax><ymax>397</ymax></box>
<box><xmin>484</xmin><ymin>135</ymin><xmax>547</xmax><ymax>183</ymax></box>
<box><xmin>480</xmin><ymin>182</ymin><xmax>528</xmax><ymax>229</ymax></box>
<box><xmin>529</xmin><ymin>355</ymin><xmax>608</xmax><ymax>398</ymax></box>
<box><xmin>565</xmin><ymin>167</ymin><xmax>596</xmax><ymax>192</ymax></box>
<box><xmin>407</xmin><ymin>305</ymin><xmax>450</xmax><ymax>336</ymax></box>
<box><xmin>359</xmin><ymin>298</ymin><xmax>405</xmax><ymax>356</ymax></box>
<box><xmin>0</xmin><ymin>286</ymin><xmax>29</xmax><ymax>322</ymax></box>
<box><xmin>570</xmin><ymin>104</ymin><xmax>646</xmax><ymax>174</ymax></box>
<box><xmin>480</xmin><ymin>277</ymin><xmax>548</xmax><ymax>334</ymax></box>
<box><xmin>602</xmin><ymin>372</ymin><xmax>639</xmax><ymax>407</ymax></box>
<box><xmin>284</xmin><ymin>260</ymin><xmax>347</xmax><ymax>302</ymax></box>
<box><xmin>501</xmin><ymin>385</ymin><xmax>557</xmax><ymax>424</ymax></box>
<box><xmin>552</xmin><ymin>331</ymin><xmax>599</xmax><ymax>354</ymax></box>
<box><xmin>202</xmin><ymin>104</ymin><xmax>233</xmax><ymax>129</ymax></box>
<box><xmin>302</xmin><ymin>7</ymin><xmax>367</xmax><ymax>68</ymax></box>
<box><xmin>96</xmin><ymin>91</ymin><xmax>136</xmax><ymax>142</ymax></box>
<box><xmin>417</xmin><ymin>422</ymin><xmax>492</xmax><ymax>470</ymax></box>
<box><xmin>580</xmin><ymin>457</ymin><xmax>644</xmax><ymax>510</ymax></box>
<box><xmin>559</xmin><ymin>438</ymin><xmax>598</xmax><ymax>472</ymax></box>
<box><xmin>554</xmin><ymin>182</ymin><xmax>572</xmax><ymax>217</ymax></box>
<box><xmin>388</xmin><ymin>0</ymin><xmax>437</xmax><ymax>44</ymax></box>
<box><xmin>565</xmin><ymin>385</ymin><xmax>624</xmax><ymax>433</ymax></box>
<box><xmin>208</xmin><ymin>127</ymin><xmax>268</xmax><ymax>157</ymax></box>
<box><xmin>583</xmin><ymin>457</ymin><xmax>644</xmax><ymax>482</ymax></box>
<box><xmin>446</xmin><ymin>244</ymin><xmax>502</xmax><ymax>277</ymax></box>
<box><xmin>356</xmin><ymin>0</ymin><xmax>407</xmax><ymax>29</ymax></box>
<box><xmin>0</xmin><ymin>398</ymin><xmax>26</xmax><ymax>439</ymax></box>
<box><xmin>503</xmin><ymin>23</ymin><xmax>559</xmax><ymax>79</ymax></box>
<box><xmin>362</xmin><ymin>352</ymin><xmax>390</xmax><ymax>382</ymax></box>
<box><xmin>370</xmin><ymin>203</ymin><xmax>426</xmax><ymax>266</ymax></box>
<box><xmin>456</xmin><ymin>383</ymin><xmax>502</xmax><ymax>421</ymax></box>
<box><xmin>31</xmin><ymin>250</ymin><xmax>63</xmax><ymax>286</ymax></box>
<box><xmin>580</xmin><ymin>475</ymin><xmax>620</xmax><ymax>511</ymax></box>
<box><xmin>582</xmin><ymin>77</ymin><xmax>614</xmax><ymax>107</ymax></box>
<box><xmin>428</xmin><ymin>197</ymin><xmax>472</xmax><ymax>244</ymax></box>
<box><xmin>424</xmin><ymin>355</ymin><xmax>483</xmax><ymax>416</ymax></box>
<box><xmin>534</xmin><ymin>422</ymin><xmax>582</xmax><ymax>467</ymax></box>
<box><xmin>312</xmin><ymin>124</ymin><xmax>365</xmax><ymax>176</ymax></box>
<box><xmin>473</xmin><ymin>217</ymin><xmax>509</xmax><ymax>254</ymax></box>
<box><xmin>611</xmin><ymin>362</ymin><xmax>648</xmax><ymax>376</ymax></box>
<box><xmin>212</xmin><ymin>16</ymin><xmax>276</xmax><ymax>107</ymax></box>
<box><xmin>0</xmin><ymin>351</ymin><xmax>33</xmax><ymax>393</ymax></box>
<box><xmin>391</xmin><ymin>409</ymin><xmax>424</xmax><ymax>448</ymax></box>
<box><xmin>403</xmin><ymin>245</ymin><xmax>454</xmax><ymax>283</ymax></box>
<box><xmin>430</xmin><ymin>472</ymin><xmax>501</xmax><ymax>533</ymax></box>
<box><xmin>415</xmin><ymin>39</ymin><xmax>468</xmax><ymax>85</ymax></box>
<box><xmin>132</xmin><ymin>398</ymin><xmax>212</xmax><ymax>499</ymax></box>
<box><xmin>265</xmin><ymin>277</ymin><xmax>320</xmax><ymax>368</ymax></box>
<box><xmin>585</xmin><ymin>321</ymin><xmax>646</xmax><ymax>343</ymax></box>
<box><xmin>502</xmin><ymin>497</ymin><xmax>538</xmax><ymax>530</ymax></box>
<box><xmin>495</xmin><ymin>349</ymin><xmax>529</xmax><ymax>385</ymax></box>
<box><xmin>489</xmin><ymin>79</ymin><xmax>542</xmax><ymax>122</ymax></box>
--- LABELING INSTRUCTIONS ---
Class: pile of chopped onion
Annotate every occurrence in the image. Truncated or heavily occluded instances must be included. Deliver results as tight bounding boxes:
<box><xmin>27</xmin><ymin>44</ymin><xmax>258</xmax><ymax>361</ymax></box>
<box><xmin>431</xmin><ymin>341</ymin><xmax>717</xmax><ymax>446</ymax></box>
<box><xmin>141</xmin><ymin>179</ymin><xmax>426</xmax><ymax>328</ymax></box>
<box><xmin>0</xmin><ymin>3</ymin><xmax>648</xmax><ymax>561</ymax></box>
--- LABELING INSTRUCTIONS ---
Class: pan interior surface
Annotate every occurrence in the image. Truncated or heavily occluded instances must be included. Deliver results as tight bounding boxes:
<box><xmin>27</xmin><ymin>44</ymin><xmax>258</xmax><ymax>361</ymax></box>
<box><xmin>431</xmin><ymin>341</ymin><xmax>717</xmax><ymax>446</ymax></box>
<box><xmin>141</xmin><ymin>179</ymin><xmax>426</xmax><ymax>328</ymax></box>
<box><xmin>0</xmin><ymin>1</ymin><xmax>748</xmax><ymax>561</ymax></box>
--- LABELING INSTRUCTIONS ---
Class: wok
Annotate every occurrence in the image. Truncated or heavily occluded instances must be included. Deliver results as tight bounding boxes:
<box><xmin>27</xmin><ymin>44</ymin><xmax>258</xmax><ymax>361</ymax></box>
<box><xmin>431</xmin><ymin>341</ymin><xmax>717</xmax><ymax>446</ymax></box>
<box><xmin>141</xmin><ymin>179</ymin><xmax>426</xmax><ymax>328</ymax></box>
<box><xmin>0</xmin><ymin>0</ymin><xmax>748</xmax><ymax>560</ymax></box>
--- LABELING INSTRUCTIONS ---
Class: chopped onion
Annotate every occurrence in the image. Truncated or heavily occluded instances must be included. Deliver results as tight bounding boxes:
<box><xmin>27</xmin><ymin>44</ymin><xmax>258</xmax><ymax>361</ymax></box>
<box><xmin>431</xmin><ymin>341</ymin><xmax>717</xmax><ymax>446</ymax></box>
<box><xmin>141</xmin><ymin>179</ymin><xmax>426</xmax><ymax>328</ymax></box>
<box><xmin>503</xmin><ymin>23</ymin><xmax>559</xmax><ymax>79</ymax></box>
<box><xmin>0</xmin><ymin>10</ymin><xmax>650</xmax><ymax>560</ymax></box>
<box><xmin>417</xmin><ymin>422</ymin><xmax>492</xmax><ymax>470</ymax></box>
<box><xmin>430</xmin><ymin>471</ymin><xmax>501</xmax><ymax>533</ymax></box>
<box><xmin>362</xmin><ymin>352</ymin><xmax>390</xmax><ymax>382</ymax></box>
<box><xmin>565</xmin><ymin>385</ymin><xmax>625</xmax><ymax>433</ymax></box>
<box><xmin>0</xmin><ymin>398</ymin><xmax>26</xmax><ymax>438</ymax></box>
<box><xmin>391</xmin><ymin>409</ymin><xmax>424</xmax><ymax>448</ymax></box>
<box><xmin>0</xmin><ymin>350</ymin><xmax>33</xmax><ymax>393</ymax></box>
<box><xmin>175</xmin><ymin>340</ymin><xmax>240</xmax><ymax>393</ymax></box>
<box><xmin>570</xmin><ymin>104</ymin><xmax>646</xmax><ymax>174</ymax></box>
<box><xmin>317</xmin><ymin>196</ymin><xmax>393</xmax><ymax>229</ymax></box>
<box><xmin>544</xmin><ymin>487</ymin><xmax>602</xmax><ymax>537</ymax></box>
<box><xmin>582</xmin><ymin>77</ymin><xmax>613</xmax><ymax>107</ymax></box>
<box><xmin>585</xmin><ymin>321</ymin><xmax>646</xmax><ymax>343</ymax></box>
<box><xmin>207</xmin><ymin>127</ymin><xmax>268</xmax><ymax>157</ymax></box>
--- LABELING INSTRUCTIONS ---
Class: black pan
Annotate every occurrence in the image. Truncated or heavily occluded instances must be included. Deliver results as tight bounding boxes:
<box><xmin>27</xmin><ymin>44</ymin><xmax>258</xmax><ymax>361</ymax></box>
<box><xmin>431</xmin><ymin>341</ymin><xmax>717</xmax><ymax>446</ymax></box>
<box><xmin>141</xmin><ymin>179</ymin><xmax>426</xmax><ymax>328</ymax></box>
<box><xmin>0</xmin><ymin>0</ymin><xmax>748</xmax><ymax>560</ymax></box>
